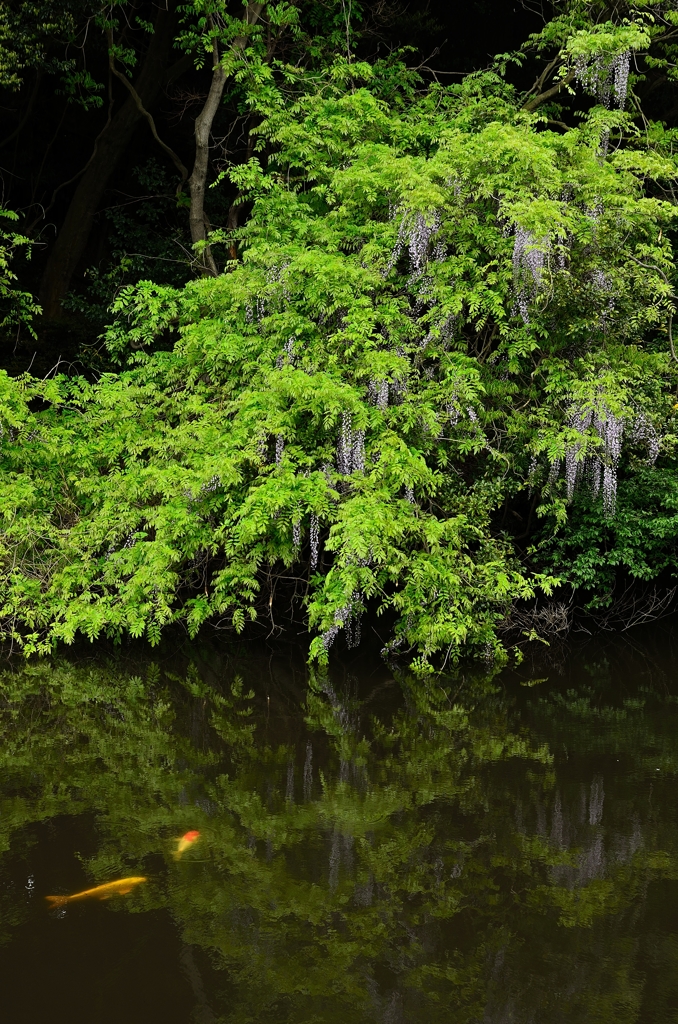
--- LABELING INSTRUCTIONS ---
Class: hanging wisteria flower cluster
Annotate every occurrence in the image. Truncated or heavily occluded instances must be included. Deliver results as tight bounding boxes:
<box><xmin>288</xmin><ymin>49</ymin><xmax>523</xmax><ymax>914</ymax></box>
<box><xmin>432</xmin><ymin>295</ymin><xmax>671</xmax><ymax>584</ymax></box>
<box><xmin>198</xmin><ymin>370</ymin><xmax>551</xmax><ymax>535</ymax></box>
<box><xmin>598</xmin><ymin>408</ymin><xmax>624</xmax><ymax>517</ymax></box>
<box><xmin>276</xmin><ymin>337</ymin><xmax>295</xmax><ymax>369</ymax></box>
<box><xmin>368</xmin><ymin>378</ymin><xmax>389</xmax><ymax>410</ymax></box>
<box><xmin>630</xmin><ymin>413</ymin><xmax>660</xmax><ymax>465</ymax></box>
<box><xmin>200</xmin><ymin>474</ymin><xmax>220</xmax><ymax>494</ymax></box>
<box><xmin>562</xmin><ymin>403</ymin><xmax>624</xmax><ymax>516</ymax></box>
<box><xmin>336</xmin><ymin>412</ymin><xmax>365</xmax><ymax>474</ymax></box>
<box><xmin>386</xmin><ymin>209</ymin><xmax>443</xmax><ymax>278</ymax></box>
<box><xmin>245</xmin><ymin>296</ymin><xmax>266</xmax><ymax>324</ymax></box>
<box><xmin>574</xmin><ymin>50</ymin><xmax>631</xmax><ymax>110</ymax></box>
<box><xmin>439</xmin><ymin>312</ymin><xmax>457</xmax><ymax>347</ymax></box>
<box><xmin>590</xmin><ymin>268</ymin><xmax>616</xmax><ymax>327</ymax></box>
<box><xmin>389</xmin><ymin>376</ymin><xmax>407</xmax><ymax>405</ymax></box>
<box><xmin>445</xmin><ymin>400</ymin><xmax>460</xmax><ymax>427</ymax></box>
<box><xmin>266</xmin><ymin>261</ymin><xmax>291</xmax><ymax>304</ymax></box>
<box><xmin>275</xmin><ymin>435</ymin><xmax>285</xmax><ymax>465</ymax></box>
<box><xmin>310</xmin><ymin>512</ymin><xmax>320</xmax><ymax>568</ymax></box>
<box><xmin>513</xmin><ymin>227</ymin><xmax>548</xmax><ymax>324</ymax></box>
<box><xmin>420</xmin><ymin>312</ymin><xmax>457</xmax><ymax>351</ymax></box>
<box><xmin>321</xmin><ymin>591</ymin><xmax>363</xmax><ymax>651</ymax></box>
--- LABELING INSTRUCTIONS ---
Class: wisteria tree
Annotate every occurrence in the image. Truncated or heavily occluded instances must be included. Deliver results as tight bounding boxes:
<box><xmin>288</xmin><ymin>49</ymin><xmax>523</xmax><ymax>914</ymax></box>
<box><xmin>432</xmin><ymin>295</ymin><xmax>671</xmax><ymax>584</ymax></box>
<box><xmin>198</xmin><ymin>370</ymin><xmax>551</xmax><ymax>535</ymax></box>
<box><xmin>0</xmin><ymin>1</ymin><xmax>678</xmax><ymax>667</ymax></box>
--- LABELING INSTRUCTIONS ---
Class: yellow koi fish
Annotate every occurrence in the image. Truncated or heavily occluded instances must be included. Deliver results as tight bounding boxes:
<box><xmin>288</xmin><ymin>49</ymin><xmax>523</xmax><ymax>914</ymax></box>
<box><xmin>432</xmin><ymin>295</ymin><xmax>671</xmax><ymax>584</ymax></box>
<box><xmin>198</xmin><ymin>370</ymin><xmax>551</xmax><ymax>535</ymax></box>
<box><xmin>174</xmin><ymin>830</ymin><xmax>200</xmax><ymax>860</ymax></box>
<box><xmin>45</xmin><ymin>876</ymin><xmax>146</xmax><ymax>908</ymax></box>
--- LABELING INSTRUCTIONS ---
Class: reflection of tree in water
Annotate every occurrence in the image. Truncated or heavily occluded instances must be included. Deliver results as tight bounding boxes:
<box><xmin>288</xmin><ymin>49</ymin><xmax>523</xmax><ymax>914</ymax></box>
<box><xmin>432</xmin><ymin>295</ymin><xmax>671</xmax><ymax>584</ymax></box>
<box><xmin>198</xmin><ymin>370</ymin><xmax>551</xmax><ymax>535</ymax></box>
<box><xmin>1</xmin><ymin>654</ymin><xmax>678</xmax><ymax>1022</ymax></box>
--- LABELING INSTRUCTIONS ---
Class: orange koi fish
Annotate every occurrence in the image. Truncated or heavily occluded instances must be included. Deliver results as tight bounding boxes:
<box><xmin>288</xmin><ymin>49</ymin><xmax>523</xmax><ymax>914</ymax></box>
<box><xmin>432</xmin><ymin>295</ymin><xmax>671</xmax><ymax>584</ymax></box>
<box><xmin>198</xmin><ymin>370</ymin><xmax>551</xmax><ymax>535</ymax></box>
<box><xmin>45</xmin><ymin>876</ymin><xmax>146</xmax><ymax>908</ymax></box>
<box><xmin>174</xmin><ymin>830</ymin><xmax>200</xmax><ymax>860</ymax></box>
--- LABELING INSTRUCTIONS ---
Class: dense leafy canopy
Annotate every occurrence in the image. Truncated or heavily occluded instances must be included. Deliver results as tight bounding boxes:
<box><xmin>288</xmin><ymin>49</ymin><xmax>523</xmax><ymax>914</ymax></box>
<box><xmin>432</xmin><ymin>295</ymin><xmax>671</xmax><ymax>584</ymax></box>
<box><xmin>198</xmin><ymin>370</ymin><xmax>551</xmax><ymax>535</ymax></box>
<box><xmin>3</xmin><ymin>1</ymin><xmax>678</xmax><ymax>665</ymax></box>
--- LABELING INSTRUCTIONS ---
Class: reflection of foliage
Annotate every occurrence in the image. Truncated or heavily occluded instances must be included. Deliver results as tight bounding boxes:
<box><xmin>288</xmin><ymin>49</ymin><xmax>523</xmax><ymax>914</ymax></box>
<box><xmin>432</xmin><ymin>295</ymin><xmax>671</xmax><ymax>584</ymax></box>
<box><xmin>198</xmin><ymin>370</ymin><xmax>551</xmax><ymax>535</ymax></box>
<box><xmin>1</xmin><ymin>654</ymin><xmax>678</xmax><ymax>1020</ymax></box>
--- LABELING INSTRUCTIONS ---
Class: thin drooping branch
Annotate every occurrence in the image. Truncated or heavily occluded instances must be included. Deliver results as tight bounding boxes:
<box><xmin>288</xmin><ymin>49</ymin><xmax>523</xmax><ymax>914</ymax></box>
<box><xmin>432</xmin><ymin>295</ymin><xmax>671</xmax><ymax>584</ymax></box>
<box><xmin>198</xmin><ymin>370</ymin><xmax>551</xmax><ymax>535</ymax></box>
<box><xmin>107</xmin><ymin>28</ymin><xmax>189</xmax><ymax>184</ymax></box>
<box><xmin>522</xmin><ymin>69</ymin><xmax>575</xmax><ymax>112</ymax></box>
<box><xmin>188</xmin><ymin>1</ymin><xmax>265</xmax><ymax>275</ymax></box>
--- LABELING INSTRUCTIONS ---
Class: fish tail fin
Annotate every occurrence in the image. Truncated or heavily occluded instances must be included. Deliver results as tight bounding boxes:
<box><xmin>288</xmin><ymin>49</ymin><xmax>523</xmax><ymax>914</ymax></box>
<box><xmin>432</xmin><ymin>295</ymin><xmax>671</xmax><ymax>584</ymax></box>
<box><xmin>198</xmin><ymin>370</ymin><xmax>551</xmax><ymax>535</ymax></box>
<box><xmin>45</xmin><ymin>894</ymin><xmax>68</xmax><ymax>908</ymax></box>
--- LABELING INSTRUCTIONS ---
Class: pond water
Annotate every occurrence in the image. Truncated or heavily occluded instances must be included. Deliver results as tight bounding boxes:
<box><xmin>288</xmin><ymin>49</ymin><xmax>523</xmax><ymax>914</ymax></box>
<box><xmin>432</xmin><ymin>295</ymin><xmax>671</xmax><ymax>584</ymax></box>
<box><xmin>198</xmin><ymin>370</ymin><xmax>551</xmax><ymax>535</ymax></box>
<box><xmin>2</xmin><ymin>625</ymin><xmax>678</xmax><ymax>1023</ymax></box>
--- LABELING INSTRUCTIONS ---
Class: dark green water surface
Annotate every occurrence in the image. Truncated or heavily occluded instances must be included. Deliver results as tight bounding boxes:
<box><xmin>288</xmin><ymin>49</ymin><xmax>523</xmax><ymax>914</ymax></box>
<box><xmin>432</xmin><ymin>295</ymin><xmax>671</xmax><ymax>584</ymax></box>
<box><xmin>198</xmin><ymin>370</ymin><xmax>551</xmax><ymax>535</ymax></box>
<box><xmin>3</xmin><ymin>626</ymin><xmax>678</xmax><ymax>1023</ymax></box>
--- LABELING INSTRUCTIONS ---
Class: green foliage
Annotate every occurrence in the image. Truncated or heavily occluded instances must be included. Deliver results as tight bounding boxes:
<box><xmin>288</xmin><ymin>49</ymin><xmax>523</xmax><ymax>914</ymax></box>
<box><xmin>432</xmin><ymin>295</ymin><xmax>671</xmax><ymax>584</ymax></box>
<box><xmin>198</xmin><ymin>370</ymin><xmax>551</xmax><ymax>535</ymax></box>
<box><xmin>538</xmin><ymin>467</ymin><xmax>678</xmax><ymax>600</ymax></box>
<box><xmin>0</xmin><ymin>0</ymin><xmax>82</xmax><ymax>88</ymax></box>
<box><xmin>5</xmin><ymin>2</ymin><xmax>678</xmax><ymax>663</ymax></box>
<box><xmin>0</xmin><ymin>209</ymin><xmax>40</xmax><ymax>334</ymax></box>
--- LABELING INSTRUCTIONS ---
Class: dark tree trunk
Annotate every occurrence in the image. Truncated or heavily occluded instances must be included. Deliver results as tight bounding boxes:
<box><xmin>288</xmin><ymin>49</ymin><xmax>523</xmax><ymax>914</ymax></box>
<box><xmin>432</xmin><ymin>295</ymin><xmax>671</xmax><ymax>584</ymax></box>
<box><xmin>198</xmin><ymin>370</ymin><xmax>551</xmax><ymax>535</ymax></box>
<box><xmin>39</xmin><ymin>8</ymin><xmax>180</xmax><ymax>319</ymax></box>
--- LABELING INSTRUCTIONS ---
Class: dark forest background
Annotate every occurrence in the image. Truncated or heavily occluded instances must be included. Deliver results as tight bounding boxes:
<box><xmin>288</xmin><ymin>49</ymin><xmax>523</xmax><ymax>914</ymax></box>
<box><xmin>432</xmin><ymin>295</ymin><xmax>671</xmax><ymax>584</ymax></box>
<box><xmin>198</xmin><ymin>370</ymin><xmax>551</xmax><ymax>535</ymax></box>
<box><xmin>0</xmin><ymin>1</ymin><xmax>546</xmax><ymax>372</ymax></box>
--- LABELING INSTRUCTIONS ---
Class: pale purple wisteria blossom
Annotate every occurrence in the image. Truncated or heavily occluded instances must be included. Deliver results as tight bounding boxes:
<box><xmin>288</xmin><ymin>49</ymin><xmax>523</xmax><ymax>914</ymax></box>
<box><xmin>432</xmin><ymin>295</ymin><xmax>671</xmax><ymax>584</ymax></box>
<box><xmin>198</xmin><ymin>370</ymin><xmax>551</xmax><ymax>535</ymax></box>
<box><xmin>575</xmin><ymin>50</ymin><xmax>630</xmax><ymax>109</ymax></box>
<box><xmin>276</xmin><ymin>337</ymin><xmax>296</xmax><ymax>369</ymax></box>
<box><xmin>321</xmin><ymin>623</ymin><xmax>341</xmax><ymax>651</ymax></box>
<box><xmin>548</xmin><ymin>458</ymin><xmax>562</xmax><ymax>489</ymax></box>
<box><xmin>597</xmin><ymin>408</ymin><xmax>624</xmax><ymax>517</ymax></box>
<box><xmin>345</xmin><ymin>599</ymin><xmax>362</xmax><ymax>649</ymax></box>
<box><xmin>527</xmin><ymin>453</ymin><xmax>538</xmax><ymax>496</ymax></box>
<box><xmin>564</xmin><ymin>403</ymin><xmax>624</xmax><ymax>515</ymax></box>
<box><xmin>275</xmin><ymin>435</ymin><xmax>285</xmax><ymax>465</ymax></box>
<box><xmin>352</xmin><ymin>429</ymin><xmax>365</xmax><ymax>472</ymax></box>
<box><xmin>368</xmin><ymin>378</ymin><xmax>389</xmax><ymax>409</ymax></box>
<box><xmin>321</xmin><ymin>591</ymin><xmax>363</xmax><ymax>651</ymax></box>
<box><xmin>337</xmin><ymin>412</ymin><xmax>365</xmax><ymax>474</ymax></box>
<box><xmin>337</xmin><ymin>412</ymin><xmax>352</xmax><ymax>475</ymax></box>
<box><xmin>407</xmin><ymin>210</ymin><xmax>442</xmax><ymax>276</ymax></box>
<box><xmin>386</xmin><ymin>209</ymin><xmax>442</xmax><ymax>277</ymax></box>
<box><xmin>565</xmin><ymin>406</ymin><xmax>594</xmax><ymax>500</ymax></box>
<box><xmin>201</xmin><ymin>474</ymin><xmax>220</xmax><ymax>494</ymax></box>
<box><xmin>446</xmin><ymin>401</ymin><xmax>460</xmax><ymax>427</ymax></box>
<box><xmin>512</xmin><ymin>227</ymin><xmax>547</xmax><ymax>324</ymax></box>
<box><xmin>611</xmin><ymin>50</ymin><xmax>631</xmax><ymax>109</ymax></box>
<box><xmin>245</xmin><ymin>296</ymin><xmax>266</xmax><ymax>325</ymax></box>
<box><xmin>266</xmin><ymin>261</ymin><xmax>291</xmax><ymax>303</ymax></box>
<box><xmin>389</xmin><ymin>376</ymin><xmax>407</xmax><ymax>405</ymax></box>
<box><xmin>631</xmin><ymin>412</ymin><xmax>660</xmax><ymax>464</ymax></box>
<box><xmin>310</xmin><ymin>513</ymin><xmax>320</xmax><ymax>568</ymax></box>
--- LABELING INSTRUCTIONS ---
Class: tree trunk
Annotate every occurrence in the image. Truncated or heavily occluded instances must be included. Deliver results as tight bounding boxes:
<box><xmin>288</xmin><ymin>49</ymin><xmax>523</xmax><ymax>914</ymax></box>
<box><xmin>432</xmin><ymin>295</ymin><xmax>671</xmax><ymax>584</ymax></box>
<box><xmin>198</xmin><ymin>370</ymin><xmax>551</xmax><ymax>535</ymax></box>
<box><xmin>188</xmin><ymin>2</ymin><xmax>264</xmax><ymax>275</ymax></box>
<box><xmin>188</xmin><ymin>57</ymin><xmax>226</xmax><ymax>275</ymax></box>
<box><xmin>38</xmin><ymin>8</ymin><xmax>181</xmax><ymax>319</ymax></box>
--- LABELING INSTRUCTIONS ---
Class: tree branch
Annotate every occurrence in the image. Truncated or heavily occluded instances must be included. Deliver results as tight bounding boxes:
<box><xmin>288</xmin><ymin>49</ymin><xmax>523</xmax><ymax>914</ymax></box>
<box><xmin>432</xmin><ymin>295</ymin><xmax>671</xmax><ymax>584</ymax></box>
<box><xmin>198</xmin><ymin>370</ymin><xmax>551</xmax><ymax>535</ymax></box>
<box><xmin>522</xmin><ymin>69</ymin><xmax>575</xmax><ymax>112</ymax></box>
<box><xmin>526</xmin><ymin>53</ymin><xmax>561</xmax><ymax>99</ymax></box>
<box><xmin>106</xmin><ymin>28</ymin><xmax>189</xmax><ymax>185</ymax></box>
